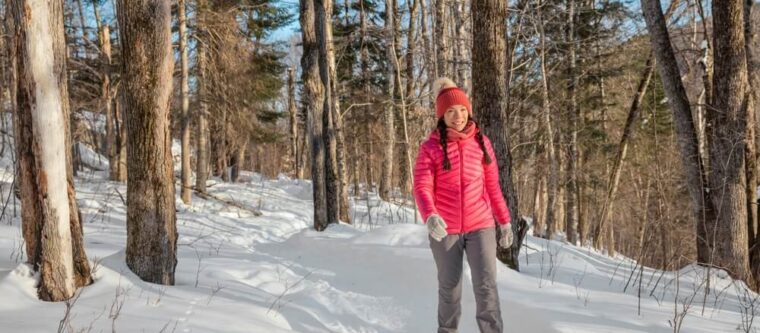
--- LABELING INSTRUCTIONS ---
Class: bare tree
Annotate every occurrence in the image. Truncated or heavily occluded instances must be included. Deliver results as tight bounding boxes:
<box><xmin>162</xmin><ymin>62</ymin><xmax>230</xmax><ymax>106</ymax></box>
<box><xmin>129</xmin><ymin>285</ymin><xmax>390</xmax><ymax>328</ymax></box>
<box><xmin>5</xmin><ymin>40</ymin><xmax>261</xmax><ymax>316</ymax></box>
<box><xmin>707</xmin><ymin>0</ymin><xmax>755</xmax><ymax>288</ymax></box>
<box><xmin>471</xmin><ymin>0</ymin><xmax>523</xmax><ymax>269</ymax></box>
<box><xmin>746</xmin><ymin>0</ymin><xmax>760</xmax><ymax>286</ymax></box>
<box><xmin>117</xmin><ymin>0</ymin><xmax>178</xmax><ymax>285</ymax></box>
<box><xmin>642</xmin><ymin>0</ymin><xmax>716</xmax><ymax>266</ymax></box>
<box><xmin>288</xmin><ymin>67</ymin><xmax>299</xmax><ymax>179</ymax></box>
<box><xmin>315</xmin><ymin>0</ymin><xmax>341</xmax><ymax>224</ymax></box>
<box><xmin>434</xmin><ymin>0</ymin><xmax>448</xmax><ymax>77</ymax></box>
<box><xmin>564</xmin><ymin>0</ymin><xmax>579</xmax><ymax>245</ymax></box>
<box><xmin>195</xmin><ymin>0</ymin><xmax>209</xmax><ymax>194</ymax></box>
<box><xmin>535</xmin><ymin>0</ymin><xmax>558</xmax><ymax>241</ymax></box>
<box><xmin>179</xmin><ymin>0</ymin><xmax>192</xmax><ymax>203</ymax></box>
<box><xmin>11</xmin><ymin>0</ymin><xmax>92</xmax><ymax>301</ymax></box>
<box><xmin>379</xmin><ymin>0</ymin><xmax>395</xmax><ymax>201</ymax></box>
<box><xmin>301</xmin><ymin>0</ymin><xmax>328</xmax><ymax>230</ymax></box>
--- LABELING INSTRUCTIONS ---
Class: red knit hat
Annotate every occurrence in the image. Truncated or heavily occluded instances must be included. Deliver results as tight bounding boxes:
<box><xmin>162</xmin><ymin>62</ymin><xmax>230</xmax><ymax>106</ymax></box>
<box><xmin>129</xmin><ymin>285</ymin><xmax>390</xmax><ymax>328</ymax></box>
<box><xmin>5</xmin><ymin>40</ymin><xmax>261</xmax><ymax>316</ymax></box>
<box><xmin>434</xmin><ymin>78</ymin><xmax>471</xmax><ymax>119</ymax></box>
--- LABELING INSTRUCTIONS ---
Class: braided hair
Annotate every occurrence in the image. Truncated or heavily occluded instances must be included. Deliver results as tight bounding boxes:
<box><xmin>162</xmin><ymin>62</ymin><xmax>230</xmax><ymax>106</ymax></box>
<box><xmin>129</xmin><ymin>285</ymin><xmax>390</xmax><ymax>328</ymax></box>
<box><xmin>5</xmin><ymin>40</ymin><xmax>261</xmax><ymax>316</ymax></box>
<box><xmin>437</xmin><ymin>117</ymin><xmax>492</xmax><ymax>171</ymax></box>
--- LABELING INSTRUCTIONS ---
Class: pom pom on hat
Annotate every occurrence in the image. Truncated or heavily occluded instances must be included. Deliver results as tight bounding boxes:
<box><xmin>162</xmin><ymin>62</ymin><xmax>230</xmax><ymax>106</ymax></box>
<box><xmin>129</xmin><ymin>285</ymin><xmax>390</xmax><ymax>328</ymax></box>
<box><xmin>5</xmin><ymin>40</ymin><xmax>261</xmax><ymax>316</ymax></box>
<box><xmin>433</xmin><ymin>77</ymin><xmax>458</xmax><ymax>95</ymax></box>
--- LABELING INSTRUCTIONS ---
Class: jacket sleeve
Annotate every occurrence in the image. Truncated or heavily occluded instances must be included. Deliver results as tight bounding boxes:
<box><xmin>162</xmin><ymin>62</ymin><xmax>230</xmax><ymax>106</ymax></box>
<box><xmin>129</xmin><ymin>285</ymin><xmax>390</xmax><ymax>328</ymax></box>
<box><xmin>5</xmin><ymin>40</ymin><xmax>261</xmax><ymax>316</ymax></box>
<box><xmin>483</xmin><ymin>136</ymin><xmax>512</xmax><ymax>225</ymax></box>
<box><xmin>413</xmin><ymin>143</ymin><xmax>438</xmax><ymax>223</ymax></box>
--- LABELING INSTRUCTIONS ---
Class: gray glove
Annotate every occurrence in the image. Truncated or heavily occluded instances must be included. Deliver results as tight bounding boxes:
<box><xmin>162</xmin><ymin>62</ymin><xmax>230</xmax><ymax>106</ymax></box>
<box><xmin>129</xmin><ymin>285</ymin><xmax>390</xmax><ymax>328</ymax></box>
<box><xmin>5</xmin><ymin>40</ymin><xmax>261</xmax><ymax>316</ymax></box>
<box><xmin>499</xmin><ymin>224</ymin><xmax>513</xmax><ymax>248</ymax></box>
<box><xmin>427</xmin><ymin>214</ymin><xmax>448</xmax><ymax>242</ymax></box>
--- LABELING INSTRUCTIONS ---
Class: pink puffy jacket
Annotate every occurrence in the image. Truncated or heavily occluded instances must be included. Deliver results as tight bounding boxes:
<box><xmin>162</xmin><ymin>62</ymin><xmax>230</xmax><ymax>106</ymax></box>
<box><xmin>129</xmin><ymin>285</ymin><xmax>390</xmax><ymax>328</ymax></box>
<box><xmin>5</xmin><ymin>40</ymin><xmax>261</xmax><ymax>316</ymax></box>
<box><xmin>413</xmin><ymin>126</ymin><xmax>511</xmax><ymax>234</ymax></box>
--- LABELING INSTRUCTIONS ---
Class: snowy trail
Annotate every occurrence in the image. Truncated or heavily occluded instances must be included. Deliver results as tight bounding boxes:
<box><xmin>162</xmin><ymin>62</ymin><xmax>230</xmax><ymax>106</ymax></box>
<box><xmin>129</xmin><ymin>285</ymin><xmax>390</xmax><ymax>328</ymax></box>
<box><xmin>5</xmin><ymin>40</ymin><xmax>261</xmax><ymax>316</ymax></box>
<box><xmin>0</xmin><ymin>169</ymin><xmax>755</xmax><ymax>332</ymax></box>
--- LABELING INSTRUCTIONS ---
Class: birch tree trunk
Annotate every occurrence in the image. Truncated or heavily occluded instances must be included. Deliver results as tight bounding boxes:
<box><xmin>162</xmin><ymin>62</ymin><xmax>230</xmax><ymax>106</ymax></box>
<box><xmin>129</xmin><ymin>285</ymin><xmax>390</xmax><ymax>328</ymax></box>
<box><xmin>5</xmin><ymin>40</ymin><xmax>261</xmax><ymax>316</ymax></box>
<box><xmin>564</xmin><ymin>0</ymin><xmax>578</xmax><ymax>246</ymax></box>
<box><xmin>11</xmin><ymin>0</ymin><xmax>91</xmax><ymax>301</ymax></box>
<box><xmin>117</xmin><ymin>0</ymin><xmax>178</xmax><ymax>285</ymax></box>
<box><xmin>420</xmin><ymin>0</ymin><xmax>435</xmax><ymax>109</ymax></box>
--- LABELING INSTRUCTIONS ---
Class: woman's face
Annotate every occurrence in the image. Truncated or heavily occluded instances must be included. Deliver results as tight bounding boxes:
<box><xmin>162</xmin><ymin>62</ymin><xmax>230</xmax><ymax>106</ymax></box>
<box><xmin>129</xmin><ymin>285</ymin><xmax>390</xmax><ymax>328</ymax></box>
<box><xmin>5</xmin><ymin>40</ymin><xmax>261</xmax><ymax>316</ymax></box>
<box><xmin>443</xmin><ymin>105</ymin><xmax>469</xmax><ymax>132</ymax></box>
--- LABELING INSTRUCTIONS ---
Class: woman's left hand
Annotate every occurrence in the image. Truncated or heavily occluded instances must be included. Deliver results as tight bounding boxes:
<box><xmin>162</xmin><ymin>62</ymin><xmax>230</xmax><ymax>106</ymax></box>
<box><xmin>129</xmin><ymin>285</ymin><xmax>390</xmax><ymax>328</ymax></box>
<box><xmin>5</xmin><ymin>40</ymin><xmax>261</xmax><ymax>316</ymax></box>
<box><xmin>498</xmin><ymin>224</ymin><xmax>513</xmax><ymax>248</ymax></box>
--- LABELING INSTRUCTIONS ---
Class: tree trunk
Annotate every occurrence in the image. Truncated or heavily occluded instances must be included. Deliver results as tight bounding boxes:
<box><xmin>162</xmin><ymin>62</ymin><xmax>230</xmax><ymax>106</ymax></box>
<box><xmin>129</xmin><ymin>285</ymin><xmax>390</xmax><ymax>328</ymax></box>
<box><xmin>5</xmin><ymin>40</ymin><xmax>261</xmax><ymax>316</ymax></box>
<box><xmin>360</xmin><ymin>0</ymin><xmax>374</xmax><ymax>192</ymax></box>
<box><xmin>315</xmin><ymin>0</ymin><xmax>340</xmax><ymax>224</ymax></box>
<box><xmin>231</xmin><ymin>139</ymin><xmax>247</xmax><ymax>183</ymax></box>
<box><xmin>538</xmin><ymin>0</ymin><xmax>558</xmax><ymax>241</ymax></box>
<box><xmin>420</xmin><ymin>0</ymin><xmax>435</xmax><ymax>109</ymax></box>
<box><xmin>595</xmin><ymin>55</ymin><xmax>654</xmax><ymax>254</ymax></box>
<box><xmin>178</xmin><ymin>0</ymin><xmax>191</xmax><ymax>203</ymax></box>
<box><xmin>471</xmin><ymin>0</ymin><xmax>523</xmax><ymax>270</ymax></box>
<box><xmin>195</xmin><ymin>0</ymin><xmax>209</xmax><ymax>193</ymax></box>
<box><xmin>393</xmin><ymin>0</ymin><xmax>412</xmax><ymax>199</ymax></box>
<box><xmin>288</xmin><ymin>67</ymin><xmax>299</xmax><ymax>179</ymax></box>
<box><xmin>642</xmin><ymin>0</ymin><xmax>716</xmax><ymax>266</ymax></box>
<box><xmin>406</xmin><ymin>0</ymin><xmax>419</xmax><ymax>110</ymax></box>
<box><xmin>117</xmin><ymin>0</ymin><xmax>178</xmax><ymax>285</ymax></box>
<box><xmin>98</xmin><ymin>23</ymin><xmax>119</xmax><ymax>182</ymax></box>
<box><xmin>707</xmin><ymin>0</ymin><xmax>754</xmax><ymax>287</ymax></box>
<box><xmin>115</xmin><ymin>91</ymin><xmax>127</xmax><ymax>181</ymax></box>
<box><xmin>451</xmin><ymin>0</ymin><xmax>468</xmax><ymax>91</ymax></box>
<box><xmin>434</xmin><ymin>0</ymin><xmax>448</xmax><ymax>78</ymax></box>
<box><xmin>379</xmin><ymin>0</ymin><xmax>395</xmax><ymax>202</ymax></box>
<box><xmin>319</xmin><ymin>0</ymin><xmax>349</xmax><ymax>222</ymax></box>
<box><xmin>11</xmin><ymin>0</ymin><xmax>91</xmax><ymax>301</ymax></box>
<box><xmin>564</xmin><ymin>0</ymin><xmax>578</xmax><ymax>246</ymax></box>
<box><xmin>743</xmin><ymin>0</ymin><xmax>760</xmax><ymax>289</ymax></box>
<box><xmin>301</xmin><ymin>0</ymin><xmax>328</xmax><ymax>230</ymax></box>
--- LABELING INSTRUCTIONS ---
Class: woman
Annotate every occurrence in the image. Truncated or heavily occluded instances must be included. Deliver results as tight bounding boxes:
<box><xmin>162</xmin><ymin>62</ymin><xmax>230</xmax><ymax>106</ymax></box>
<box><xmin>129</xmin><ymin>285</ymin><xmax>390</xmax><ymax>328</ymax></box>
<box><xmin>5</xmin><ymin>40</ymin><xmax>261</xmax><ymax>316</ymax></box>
<box><xmin>413</xmin><ymin>78</ymin><xmax>513</xmax><ymax>333</ymax></box>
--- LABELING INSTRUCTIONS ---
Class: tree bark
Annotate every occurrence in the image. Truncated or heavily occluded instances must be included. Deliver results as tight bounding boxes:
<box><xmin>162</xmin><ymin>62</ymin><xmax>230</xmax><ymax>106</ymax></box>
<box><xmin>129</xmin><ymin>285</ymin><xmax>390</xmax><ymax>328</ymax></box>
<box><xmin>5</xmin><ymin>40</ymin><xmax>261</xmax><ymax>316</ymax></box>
<box><xmin>420</xmin><ymin>0</ymin><xmax>435</xmax><ymax>109</ymax></box>
<box><xmin>288</xmin><ymin>67</ymin><xmax>299</xmax><ymax>178</ymax></box>
<box><xmin>302</xmin><ymin>0</ymin><xmax>328</xmax><ymax>230</ymax></box>
<box><xmin>745</xmin><ymin>0</ymin><xmax>760</xmax><ymax>288</ymax></box>
<box><xmin>117</xmin><ymin>0</ymin><xmax>177</xmax><ymax>285</ymax></box>
<box><xmin>707</xmin><ymin>0</ymin><xmax>754</xmax><ymax>287</ymax></box>
<box><xmin>379</xmin><ymin>0</ymin><xmax>395</xmax><ymax>202</ymax></box>
<box><xmin>471</xmin><ymin>0</ymin><xmax>522</xmax><ymax>270</ymax></box>
<box><xmin>434</xmin><ymin>0</ymin><xmax>448</xmax><ymax>78</ymax></box>
<box><xmin>642</xmin><ymin>0</ymin><xmax>716</xmax><ymax>266</ymax></box>
<box><xmin>179</xmin><ymin>0</ymin><xmax>191</xmax><ymax>203</ymax></box>
<box><xmin>231</xmin><ymin>139</ymin><xmax>247</xmax><ymax>183</ymax></box>
<box><xmin>537</xmin><ymin>0</ymin><xmax>558</xmax><ymax>241</ymax></box>
<box><xmin>115</xmin><ymin>90</ymin><xmax>127</xmax><ymax>181</ymax></box>
<box><xmin>11</xmin><ymin>0</ymin><xmax>91</xmax><ymax>301</ymax></box>
<box><xmin>564</xmin><ymin>0</ymin><xmax>578</xmax><ymax>246</ymax></box>
<box><xmin>315</xmin><ymin>0</ymin><xmax>341</xmax><ymax>224</ymax></box>
<box><xmin>360</xmin><ymin>0</ymin><xmax>374</xmax><ymax>191</ymax></box>
<box><xmin>98</xmin><ymin>23</ymin><xmax>119</xmax><ymax>182</ymax></box>
<box><xmin>195</xmin><ymin>0</ymin><xmax>209</xmax><ymax>193</ymax></box>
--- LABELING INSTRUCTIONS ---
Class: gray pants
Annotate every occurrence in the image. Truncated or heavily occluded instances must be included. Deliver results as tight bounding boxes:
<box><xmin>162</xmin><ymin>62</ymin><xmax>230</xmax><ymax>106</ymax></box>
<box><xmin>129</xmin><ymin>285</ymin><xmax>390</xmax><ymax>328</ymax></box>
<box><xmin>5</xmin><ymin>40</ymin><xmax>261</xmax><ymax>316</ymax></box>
<box><xmin>430</xmin><ymin>227</ymin><xmax>503</xmax><ymax>333</ymax></box>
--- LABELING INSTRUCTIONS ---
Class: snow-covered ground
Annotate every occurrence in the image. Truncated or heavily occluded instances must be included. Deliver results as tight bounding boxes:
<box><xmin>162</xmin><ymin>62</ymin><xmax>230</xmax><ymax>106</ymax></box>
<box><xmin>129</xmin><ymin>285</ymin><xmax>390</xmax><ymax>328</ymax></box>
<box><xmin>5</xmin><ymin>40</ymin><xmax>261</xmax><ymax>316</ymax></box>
<box><xmin>0</xmin><ymin>131</ymin><xmax>756</xmax><ymax>332</ymax></box>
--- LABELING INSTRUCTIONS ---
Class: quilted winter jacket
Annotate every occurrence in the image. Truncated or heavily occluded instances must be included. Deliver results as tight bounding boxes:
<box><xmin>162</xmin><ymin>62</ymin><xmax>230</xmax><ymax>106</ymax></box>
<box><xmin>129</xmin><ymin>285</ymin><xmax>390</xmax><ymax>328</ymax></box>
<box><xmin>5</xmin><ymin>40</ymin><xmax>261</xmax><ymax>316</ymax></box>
<box><xmin>413</xmin><ymin>126</ymin><xmax>511</xmax><ymax>234</ymax></box>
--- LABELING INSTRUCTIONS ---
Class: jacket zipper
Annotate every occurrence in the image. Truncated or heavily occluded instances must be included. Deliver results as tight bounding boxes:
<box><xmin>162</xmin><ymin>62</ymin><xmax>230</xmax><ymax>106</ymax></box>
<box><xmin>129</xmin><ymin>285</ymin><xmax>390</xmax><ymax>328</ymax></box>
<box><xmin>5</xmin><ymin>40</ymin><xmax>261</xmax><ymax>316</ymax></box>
<box><xmin>458</xmin><ymin>141</ymin><xmax>464</xmax><ymax>234</ymax></box>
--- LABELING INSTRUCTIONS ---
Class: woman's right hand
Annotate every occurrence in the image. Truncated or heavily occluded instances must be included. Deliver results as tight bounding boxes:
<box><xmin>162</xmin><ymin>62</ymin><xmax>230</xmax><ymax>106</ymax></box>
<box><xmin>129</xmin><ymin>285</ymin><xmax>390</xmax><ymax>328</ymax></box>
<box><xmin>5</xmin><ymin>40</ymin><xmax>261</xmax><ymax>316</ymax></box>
<box><xmin>427</xmin><ymin>214</ymin><xmax>448</xmax><ymax>242</ymax></box>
